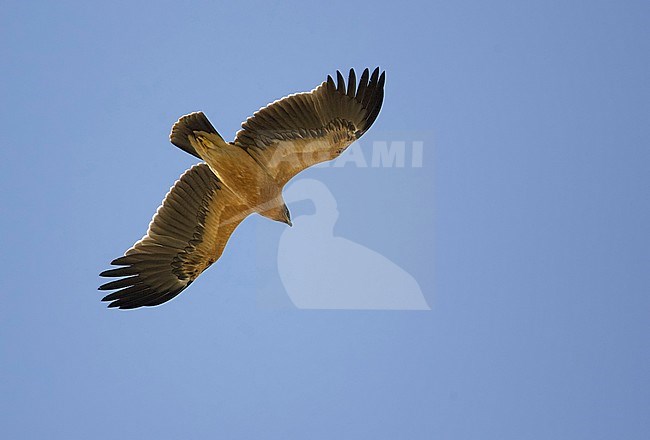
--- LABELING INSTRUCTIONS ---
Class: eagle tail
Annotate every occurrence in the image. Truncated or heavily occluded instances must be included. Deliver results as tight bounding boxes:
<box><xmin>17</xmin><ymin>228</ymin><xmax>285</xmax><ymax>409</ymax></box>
<box><xmin>170</xmin><ymin>112</ymin><xmax>226</xmax><ymax>159</ymax></box>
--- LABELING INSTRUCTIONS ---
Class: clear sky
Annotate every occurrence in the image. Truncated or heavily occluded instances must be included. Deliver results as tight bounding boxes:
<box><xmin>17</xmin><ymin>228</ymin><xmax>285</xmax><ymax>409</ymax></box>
<box><xmin>1</xmin><ymin>1</ymin><xmax>648</xmax><ymax>439</ymax></box>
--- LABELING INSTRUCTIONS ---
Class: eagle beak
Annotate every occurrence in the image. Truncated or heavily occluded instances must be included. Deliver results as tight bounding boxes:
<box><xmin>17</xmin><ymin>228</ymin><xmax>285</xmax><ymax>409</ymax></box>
<box><xmin>287</xmin><ymin>219</ymin><xmax>293</xmax><ymax>227</ymax></box>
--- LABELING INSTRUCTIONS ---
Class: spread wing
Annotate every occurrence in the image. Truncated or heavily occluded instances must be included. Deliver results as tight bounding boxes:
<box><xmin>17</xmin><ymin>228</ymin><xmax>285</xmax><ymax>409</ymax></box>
<box><xmin>99</xmin><ymin>163</ymin><xmax>250</xmax><ymax>309</ymax></box>
<box><xmin>234</xmin><ymin>67</ymin><xmax>385</xmax><ymax>185</ymax></box>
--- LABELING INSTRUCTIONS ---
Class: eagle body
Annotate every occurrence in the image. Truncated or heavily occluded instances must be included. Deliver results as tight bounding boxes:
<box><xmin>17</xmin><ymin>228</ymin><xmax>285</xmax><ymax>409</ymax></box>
<box><xmin>188</xmin><ymin>129</ymin><xmax>286</xmax><ymax>223</ymax></box>
<box><xmin>100</xmin><ymin>68</ymin><xmax>385</xmax><ymax>309</ymax></box>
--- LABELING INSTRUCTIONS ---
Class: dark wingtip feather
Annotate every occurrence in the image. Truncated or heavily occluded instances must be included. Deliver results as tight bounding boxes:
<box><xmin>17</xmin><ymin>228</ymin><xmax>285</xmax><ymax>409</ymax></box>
<box><xmin>101</xmin><ymin>293</ymin><xmax>117</xmax><ymax>302</ymax></box>
<box><xmin>347</xmin><ymin>68</ymin><xmax>356</xmax><ymax>97</ymax></box>
<box><xmin>326</xmin><ymin>75</ymin><xmax>336</xmax><ymax>91</ymax></box>
<box><xmin>336</xmin><ymin>70</ymin><xmax>346</xmax><ymax>94</ymax></box>
<box><xmin>371</xmin><ymin>67</ymin><xmax>380</xmax><ymax>81</ymax></box>
<box><xmin>98</xmin><ymin>275</ymin><xmax>140</xmax><ymax>291</ymax></box>
<box><xmin>101</xmin><ymin>285</ymin><xmax>149</xmax><ymax>302</ymax></box>
<box><xmin>356</xmin><ymin>68</ymin><xmax>370</xmax><ymax>103</ymax></box>
<box><xmin>363</xmin><ymin>85</ymin><xmax>384</xmax><ymax>131</ymax></box>
<box><xmin>362</xmin><ymin>68</ymin><xmax>381</xmax><ymax>108</ymax></box>
<box><xmin>111</xmin><ymin>255</ymin><xmax>135</xmax><ymax>265</ymax></box>
<box><xmin>100</xmin><ymin>267</ymin><xmax>135</xmax><ymax>277</ymax></box>
<box><xmin>378</xmin><ymin>70</ymin><xmax>386</xmax><ymax>88</ymax></box>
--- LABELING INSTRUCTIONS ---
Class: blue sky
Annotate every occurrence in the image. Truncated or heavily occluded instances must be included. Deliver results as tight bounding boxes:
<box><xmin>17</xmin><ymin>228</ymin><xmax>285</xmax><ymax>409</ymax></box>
<box><xmin>1</xmin><ymin>1</ymin><xmax>649</xmax><ymax>438</ymax></box>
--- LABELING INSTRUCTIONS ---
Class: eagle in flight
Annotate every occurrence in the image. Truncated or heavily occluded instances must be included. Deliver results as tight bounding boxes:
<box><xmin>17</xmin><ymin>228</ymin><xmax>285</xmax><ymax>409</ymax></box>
<box><xmin>99</xmin><ymin>68</ymin><xmax>385</xmax><ymax>309</ymax></box>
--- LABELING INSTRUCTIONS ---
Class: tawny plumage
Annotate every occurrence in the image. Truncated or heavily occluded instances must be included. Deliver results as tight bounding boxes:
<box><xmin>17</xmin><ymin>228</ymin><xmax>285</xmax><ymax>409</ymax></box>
<box><xmin>99</xmin><ymin>68</ymin><xmax>385</xmax><ymax>309</ymax></box>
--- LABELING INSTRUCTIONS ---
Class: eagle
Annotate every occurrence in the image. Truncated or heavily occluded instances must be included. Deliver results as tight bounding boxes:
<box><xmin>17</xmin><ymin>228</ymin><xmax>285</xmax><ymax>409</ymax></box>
<box><xmin>99</xmin><ymin>68</ymin><xmax>385</xmax><ymax>309</ymax></box>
